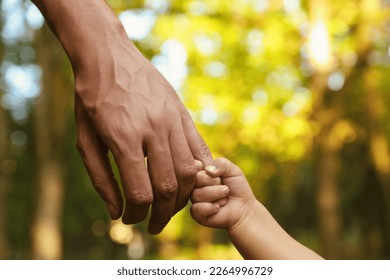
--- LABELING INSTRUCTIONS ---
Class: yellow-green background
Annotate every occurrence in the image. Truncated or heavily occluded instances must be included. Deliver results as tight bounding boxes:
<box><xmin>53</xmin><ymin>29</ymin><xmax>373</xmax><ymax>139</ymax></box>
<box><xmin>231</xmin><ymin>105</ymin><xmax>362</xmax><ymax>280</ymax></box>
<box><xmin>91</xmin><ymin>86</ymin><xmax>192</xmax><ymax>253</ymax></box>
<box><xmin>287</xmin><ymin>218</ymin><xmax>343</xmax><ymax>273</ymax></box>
<box><xmin>1</xmin><ymin>0</ymin><xmax>390</xmax><ymax>259</ymax></box>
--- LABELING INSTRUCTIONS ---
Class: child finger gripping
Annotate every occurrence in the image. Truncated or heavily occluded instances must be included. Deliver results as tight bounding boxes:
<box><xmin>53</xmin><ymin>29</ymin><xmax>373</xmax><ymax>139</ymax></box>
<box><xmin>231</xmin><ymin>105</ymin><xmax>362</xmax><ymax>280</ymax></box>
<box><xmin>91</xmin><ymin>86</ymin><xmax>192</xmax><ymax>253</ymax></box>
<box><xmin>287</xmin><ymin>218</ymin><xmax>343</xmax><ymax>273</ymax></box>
<box><xmin>191</xmin><ymin>158</ymin><xmax>257</xmax><ymax>230</ymax></box>
<box><xmin>191</xmin><ymin>157</ymin><xmax>324</xmax><ymax>260</ymax></box>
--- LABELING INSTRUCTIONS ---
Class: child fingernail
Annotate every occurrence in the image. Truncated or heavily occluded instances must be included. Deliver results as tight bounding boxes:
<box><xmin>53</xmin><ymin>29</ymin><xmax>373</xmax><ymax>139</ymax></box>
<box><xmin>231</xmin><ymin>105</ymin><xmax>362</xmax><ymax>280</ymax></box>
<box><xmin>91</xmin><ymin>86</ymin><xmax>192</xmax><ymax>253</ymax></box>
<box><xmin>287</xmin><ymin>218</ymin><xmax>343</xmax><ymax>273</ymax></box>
<box><xmin>222</xmin><ymin>186</ymin><xmax>229</xmax><ymax>196</ymax></box>
<box><xmin>218</xmin><ymin>198</ymin><xmax>228</xmax><ymax>207</ymax></box>
<box><xmin>195</xmin><ymin>160</ymin><xmax>203</xmax><ymax>171</ymax></box>
<box><xmin>206</xmin><ymin>164</ymin><xmax>217</xmax><ymax>172</ymax></box>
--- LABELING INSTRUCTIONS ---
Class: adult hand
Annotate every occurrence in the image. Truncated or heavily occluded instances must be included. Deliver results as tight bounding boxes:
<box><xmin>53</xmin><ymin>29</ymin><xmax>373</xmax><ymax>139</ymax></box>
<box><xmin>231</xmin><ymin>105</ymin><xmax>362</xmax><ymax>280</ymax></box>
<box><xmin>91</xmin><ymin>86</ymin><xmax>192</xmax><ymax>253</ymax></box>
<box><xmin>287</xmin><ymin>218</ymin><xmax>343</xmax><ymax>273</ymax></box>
<box><xmin>74</xmin><ymin>43</ymin><xmax>212</xmax><ymax>234</ymax></box>
<box><xmin>32</xmin><ymin>0</ymin><xmax>213</xmax><ymax>234</ymax></box>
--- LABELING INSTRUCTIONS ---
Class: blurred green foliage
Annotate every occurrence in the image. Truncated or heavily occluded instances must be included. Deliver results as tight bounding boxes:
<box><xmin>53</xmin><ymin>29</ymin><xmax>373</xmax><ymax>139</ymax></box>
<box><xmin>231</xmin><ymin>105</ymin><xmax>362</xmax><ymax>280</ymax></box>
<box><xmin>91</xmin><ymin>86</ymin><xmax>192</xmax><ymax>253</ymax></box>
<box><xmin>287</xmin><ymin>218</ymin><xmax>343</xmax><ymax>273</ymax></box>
<box><xmin>1</xmin><ymin>0</ymin><xmax>390</xmax><ymax>259</ymax></box>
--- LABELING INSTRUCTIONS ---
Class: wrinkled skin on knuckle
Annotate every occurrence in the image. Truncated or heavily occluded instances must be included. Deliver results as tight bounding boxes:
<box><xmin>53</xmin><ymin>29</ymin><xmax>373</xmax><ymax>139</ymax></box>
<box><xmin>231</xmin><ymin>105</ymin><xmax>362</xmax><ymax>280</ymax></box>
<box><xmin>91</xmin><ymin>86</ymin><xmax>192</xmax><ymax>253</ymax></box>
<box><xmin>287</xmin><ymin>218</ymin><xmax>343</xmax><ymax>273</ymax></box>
<box><xmin>177</xmin><ymin>162</ymin><xmax>197</xmax><ymax>185</ymax></box>
<box><xmin>154</xmin><ymin>178</ymin><xmax>178</xmax><ymax>200</ymax></box>
<box><xmin>197</xmin><ymin>141</ymin><xmax>212</xmax><ymax>160</ymax></box>
<box><xmin>125</xmin><ymin>191</ymin><xmax>153</xmax><ymax>207</ymax></box>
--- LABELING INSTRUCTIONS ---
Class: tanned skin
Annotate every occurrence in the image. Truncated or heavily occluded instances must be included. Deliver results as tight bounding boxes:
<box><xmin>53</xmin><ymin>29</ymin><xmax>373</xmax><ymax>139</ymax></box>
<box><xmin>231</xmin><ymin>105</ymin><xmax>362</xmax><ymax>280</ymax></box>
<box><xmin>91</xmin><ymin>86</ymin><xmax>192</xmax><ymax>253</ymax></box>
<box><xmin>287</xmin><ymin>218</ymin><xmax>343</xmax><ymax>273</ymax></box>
<box><xmin>32</xmin><ymin>0</ymin><xmax>213</xmax><ymax>234</ymax></box>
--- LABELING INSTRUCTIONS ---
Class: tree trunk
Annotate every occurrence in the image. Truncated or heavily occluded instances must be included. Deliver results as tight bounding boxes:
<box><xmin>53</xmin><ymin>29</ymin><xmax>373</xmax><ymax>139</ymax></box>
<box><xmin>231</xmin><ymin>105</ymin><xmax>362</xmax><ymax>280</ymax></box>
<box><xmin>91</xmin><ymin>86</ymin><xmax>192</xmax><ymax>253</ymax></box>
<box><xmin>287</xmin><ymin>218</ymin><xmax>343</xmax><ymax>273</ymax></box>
<box><xmin>310</xmin><ymin>74</ymin><xmax>343</xmax><ymax>259</ymax></box>
<box><xmin>31</xmin><ymin>24</ymin><xmax>71</xmax><ymax>259</ymax></box>
<box><xmin>363</xmin><ymin>67</ymin><xmax>390</xmax><ymax>258</ymax></box>
<box><xmin>351</xmin><ymin>0</ymin><xmax>390</xmax><ymax>259</ymax></box>
<box><xmin>308</xmin><ymin>0</ymin><xmax>343</xmax><ymax>259</ymax></box>
<box><xmin>0</xmin><ymin>2</ymin><xmax>10</xmax><ymax>259</ymax></box>
<box><xmin>0</xmin><ymin>103</ymin><xmax>10</xmax><ymax>259</ymax></box>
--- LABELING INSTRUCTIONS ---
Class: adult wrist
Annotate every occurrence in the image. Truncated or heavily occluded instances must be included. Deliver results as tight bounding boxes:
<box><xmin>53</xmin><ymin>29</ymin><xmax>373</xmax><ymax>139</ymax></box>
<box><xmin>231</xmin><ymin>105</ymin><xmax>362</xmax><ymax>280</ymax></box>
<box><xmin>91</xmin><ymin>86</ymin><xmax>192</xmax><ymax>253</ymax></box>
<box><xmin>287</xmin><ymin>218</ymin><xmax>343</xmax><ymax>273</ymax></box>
<box><xmin>33</xmin><ymin>0</ymin><xmax>137</xmax><ymax>77</ymax></box>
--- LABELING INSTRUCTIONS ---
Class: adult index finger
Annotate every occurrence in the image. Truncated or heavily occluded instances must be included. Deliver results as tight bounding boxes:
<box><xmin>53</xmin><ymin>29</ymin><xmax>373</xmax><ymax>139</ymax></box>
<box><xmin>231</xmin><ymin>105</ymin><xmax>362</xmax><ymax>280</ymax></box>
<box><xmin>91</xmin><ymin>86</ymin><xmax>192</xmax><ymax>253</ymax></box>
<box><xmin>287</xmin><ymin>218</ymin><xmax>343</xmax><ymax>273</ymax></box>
<box><xmin>75</xmin><ymin>99</ymin><xmax>123</xmax><ymax>219</ymax></box>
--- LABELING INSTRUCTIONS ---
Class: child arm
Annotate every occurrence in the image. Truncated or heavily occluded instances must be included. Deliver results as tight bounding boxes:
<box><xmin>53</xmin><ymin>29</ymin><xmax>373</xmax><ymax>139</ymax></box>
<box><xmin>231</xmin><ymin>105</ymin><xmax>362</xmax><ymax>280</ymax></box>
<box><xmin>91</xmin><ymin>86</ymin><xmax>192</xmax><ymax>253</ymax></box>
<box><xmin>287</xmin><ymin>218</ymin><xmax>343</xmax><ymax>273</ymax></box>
<box><xmin>192</xmin><ymin>158</ymin><xmax>324</xmax><ymax>260</ymax></box>
<box><xmin>228</xmin><ymin>200</ymin><xmax>323</xmax><ymax>259</ymax></box>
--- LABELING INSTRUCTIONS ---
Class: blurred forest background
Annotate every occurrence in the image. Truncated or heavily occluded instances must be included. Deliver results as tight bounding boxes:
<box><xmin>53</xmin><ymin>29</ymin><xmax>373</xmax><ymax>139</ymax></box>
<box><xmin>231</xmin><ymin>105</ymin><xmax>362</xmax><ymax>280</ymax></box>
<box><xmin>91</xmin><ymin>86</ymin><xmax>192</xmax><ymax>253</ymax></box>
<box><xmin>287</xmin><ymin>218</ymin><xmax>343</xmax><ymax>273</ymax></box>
<box><xmin>0</xmin><ymin>0</ymin><xmax>390</xmax><ymax>260</ymax></box>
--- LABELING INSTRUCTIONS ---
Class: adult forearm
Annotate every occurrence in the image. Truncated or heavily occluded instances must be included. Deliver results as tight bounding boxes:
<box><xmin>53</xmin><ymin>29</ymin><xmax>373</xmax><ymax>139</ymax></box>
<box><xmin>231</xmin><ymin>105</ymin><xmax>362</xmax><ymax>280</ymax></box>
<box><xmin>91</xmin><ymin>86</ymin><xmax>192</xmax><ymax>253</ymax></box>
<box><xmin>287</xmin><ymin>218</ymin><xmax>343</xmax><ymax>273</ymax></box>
<box><xmin>31</xmin><ymin>0</ymin><xmax>139</xmax><ymax>79</ymax></box>
<box><xmin>32</xmin><ymin>0</ymin><xmax>212</xmax><ymax>234</ymax></box>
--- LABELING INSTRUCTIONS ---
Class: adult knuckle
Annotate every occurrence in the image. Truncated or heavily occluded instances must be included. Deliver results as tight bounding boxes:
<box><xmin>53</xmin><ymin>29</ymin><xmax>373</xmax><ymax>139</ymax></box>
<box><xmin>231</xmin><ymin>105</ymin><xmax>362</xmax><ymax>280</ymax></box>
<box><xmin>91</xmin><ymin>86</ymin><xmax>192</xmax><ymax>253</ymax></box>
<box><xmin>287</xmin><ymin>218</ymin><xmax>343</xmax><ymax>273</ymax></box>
<box><xmin>178</xmin><ymin>163</ymin><xmax>197</xmax><ymax>183</ymax></box>
<box><xmin>126</xmin><ymin>191</ymin><xmax>153</xmax><ymax>206</ymax></box>
<box><xmin>90</xmin><ymin>176</ymin><xmax>106</xmax><ymax>191</ymax></box>
<box><xmin>155</xmin><ymin>178</ymin><xmax>178</xmax><ymax>200</ymax></box>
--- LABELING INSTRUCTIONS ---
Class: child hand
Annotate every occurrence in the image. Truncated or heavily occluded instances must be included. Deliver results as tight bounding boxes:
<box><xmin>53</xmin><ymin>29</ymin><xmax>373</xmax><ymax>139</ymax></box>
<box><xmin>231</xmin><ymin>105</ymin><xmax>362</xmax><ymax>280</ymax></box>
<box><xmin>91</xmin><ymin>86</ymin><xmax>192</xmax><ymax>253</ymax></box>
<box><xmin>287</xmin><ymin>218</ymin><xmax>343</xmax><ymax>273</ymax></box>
<box><xmin>193</xmin><ymin>160</ymin><xmax>227</xmax><ymax>207</ymax></box>
<box><xmin>191</xmin><ymin>158</ymin><xmax>257</xmax><ymax>230</ymax></box>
